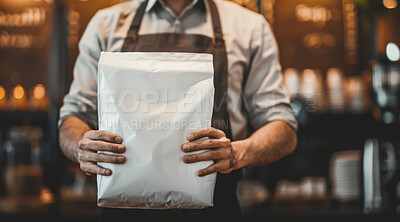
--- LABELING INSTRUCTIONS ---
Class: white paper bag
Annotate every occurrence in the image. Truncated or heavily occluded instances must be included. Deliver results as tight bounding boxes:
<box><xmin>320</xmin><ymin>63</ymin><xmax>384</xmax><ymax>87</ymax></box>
<box><xmin>97</xmin><ymin>52</ymin><xmax>216</xmax><ymax>209</ymax></box>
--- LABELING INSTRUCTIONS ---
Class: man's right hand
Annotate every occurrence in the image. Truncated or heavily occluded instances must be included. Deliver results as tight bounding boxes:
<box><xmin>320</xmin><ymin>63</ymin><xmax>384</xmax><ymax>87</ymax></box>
<box><xmin>78</xmin><ymin>130</ymin><xmax>126</xmax><ymax>176</ymax></box>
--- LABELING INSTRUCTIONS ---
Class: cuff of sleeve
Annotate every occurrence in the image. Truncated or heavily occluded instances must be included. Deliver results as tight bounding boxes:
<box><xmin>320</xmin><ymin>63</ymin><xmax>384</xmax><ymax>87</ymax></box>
<box><xmin>251</xmin><ymin>103</ymin><xmax>298</xmax><ymax>131</ymax></box>
<box><xmin>58</xmin><ymin>112</ymin><xmax>98</xmax><ymax>130</ymax></box>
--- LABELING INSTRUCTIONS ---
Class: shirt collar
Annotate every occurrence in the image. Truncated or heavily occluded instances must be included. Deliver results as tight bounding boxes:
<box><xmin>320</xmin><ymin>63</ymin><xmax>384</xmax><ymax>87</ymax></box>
<box><xmin>145</xmin><ymin>0</ymin><xmax>158</xmax><ymax>12</ymax></box>
<box><xmin>145</xmin><ymin>0</ymin><xmax>201</xmax><ymax>12</ymax></box>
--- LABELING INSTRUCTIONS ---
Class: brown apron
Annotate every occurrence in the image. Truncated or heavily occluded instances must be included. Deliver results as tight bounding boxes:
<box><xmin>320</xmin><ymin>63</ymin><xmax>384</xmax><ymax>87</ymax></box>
<box><xmin>101</xmin><ymin>0</ymin><xmax>242</xmax><ymax>219</ymax></box>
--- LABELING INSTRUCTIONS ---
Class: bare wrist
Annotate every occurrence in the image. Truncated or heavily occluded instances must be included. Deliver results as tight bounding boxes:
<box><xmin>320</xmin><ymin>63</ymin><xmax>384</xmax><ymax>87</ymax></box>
<box><xmin>232</xmin><ymin>139</ymin><xmax>252</xmax><ymax>170</ymax></box>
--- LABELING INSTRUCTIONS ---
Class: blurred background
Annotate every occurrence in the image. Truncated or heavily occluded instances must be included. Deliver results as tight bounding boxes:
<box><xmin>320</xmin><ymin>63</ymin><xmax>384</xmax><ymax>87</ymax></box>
<box><xmin>0</xmin><ymin>0</ymin><xmax>399</xmax><ymax>221</ymax></box>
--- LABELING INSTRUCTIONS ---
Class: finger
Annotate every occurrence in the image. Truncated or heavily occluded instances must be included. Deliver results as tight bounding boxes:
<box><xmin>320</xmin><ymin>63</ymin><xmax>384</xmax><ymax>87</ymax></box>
<box><xmin>80</xmin><ymin>162</ymin><xmax>112</xmax><ymax>176</ymax></box>
<box><xmin>78</xmin><ymin>151</ymin><xmax>125</xmax><ymax>164</ymax></box>
<box><xmin>183</xmin><ymin>149</ymin><xmax>230</xmax><ymax>163</ymax></box>
<box><xmin>182</xmin><ymin>138</ymin><xmax>231</xmax><ymax>152</ymax></box>
<box><xmin>197</xmin><ymin>160</ymin><xmax>229</xmax><ymax>177</ymax></box>
<box><xmin>84</xmin><ymin>130</ymin><xmax>123</xmax><ymax>143</ymax></box>
<box><xmin>187</xmin><ymin>127</ymin><xmax>225</xmax><ymax>141</ymax></box>
<box><xmin>79</xmin><ymin>139</ymin><xmax>126</xmax><ymax>153</ymax></box>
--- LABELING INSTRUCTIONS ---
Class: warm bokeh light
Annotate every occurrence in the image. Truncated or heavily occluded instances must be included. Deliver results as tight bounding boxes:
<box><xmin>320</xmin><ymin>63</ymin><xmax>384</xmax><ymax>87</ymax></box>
<box><xmin>33</xmin><ymin>84</ymin><xmax>46</xmax><ymax>100</ymax></box>
<box><xmin>29</xmin><ymin>83</ymin><xmax>48</xmax><ymax>110</ymax></box>
<box><xmin>13</xmin><ymin>84</ymin><xmax>25</xmax><ymax>99</ymax></box>
<box><xmin>383</xmin><ymin>0</ymin><xmax>398</xmax><ymax>9</ymax></box>
<box><xmin>0</xmin><ymin>86</ymin><xmax>5</xmax><ymax>100</ymax></box>
<box><xmin>386</xmin><ymin>42</ymin><xmax>400</xmax><ymax>62</ymax></box>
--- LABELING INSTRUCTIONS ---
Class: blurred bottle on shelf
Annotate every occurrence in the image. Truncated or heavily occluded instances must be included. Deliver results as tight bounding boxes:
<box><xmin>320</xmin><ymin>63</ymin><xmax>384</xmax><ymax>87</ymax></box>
<box><xmin>371</xmin><ymin>59</ymin><xmax>400</xmax><ymax>124</ymax></box>
<box><xmin>237</xmin><ymin>180</ymin><xmax>270</xmax><ymax>210</ymax></box>
<box><xmin>274</xmin><ymin>180</ymin><xmax>300</xmax><ymax>200</ymax></box>
<box><xmin>10</xmin><ymin>84</ymin><xmax>27</xmax><ymax>111</ymax></box>
<box><xmin>283</xmin><ymin>67</ymin><xmax>372</xmax><ymax>116</ymax></box>
<box><xmin>0</xmin><ymin>126</ymin><xmax>54</xmax><ymax>213</ymax></box>
<box><xmin>29</xmin><ymin>84</ymin><xmax>49</xmax><ymax>111</ymax></box>
<box><xmin>300</xmin><ymin>177</ymin><xmax>327</xmax><ymax>200</ymax></box>
<box><xmin>272</xmin><ymin>177</ymin><xmax>329</xmax><ymax>212</ymax></box>
<box><xmin>346</xmin><ymin>73</ymin><xmax>371</xmax><ymax>114</ymax></box>
<box><xmin>326</xmin><ymin>67</ymin><xmax>345</xmax><ymax>113</ymax></box>
<box><xmin>283</xmin><ymin>68</ymin><xmax>309</xmax><ymax>127</ymax></box>
<box><xmin>330</xmin><ymin>150</ymin><xmax>362</xmax><ymax>203</ymax></box>
<box><xmin>283</xmin><ymin>68</ymin><xmax>301</xmax><ymax>98</ymax></box>
<box><xmin>274</xmin><ymin>177</ymin><xmax>327</xmax><ymax>201</ymax></box>
<box><xmin>300</xmin><ymin>69</ymin><xmax>325</xmax><ymax>113</ymax></box>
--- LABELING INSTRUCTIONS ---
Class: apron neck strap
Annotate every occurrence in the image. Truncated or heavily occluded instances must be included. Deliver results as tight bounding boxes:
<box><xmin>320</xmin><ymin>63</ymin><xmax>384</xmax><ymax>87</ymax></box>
<box><xmin>125</xmin><ymin>0</ymin><xmax>224</xmax><ymax>46</ymax></box>
<box><xmin>126</xmin><ymin>0</ymin><xmax>148</xmax><ymax>42</ymax></box>
<box><xmin>206</xmin><ymin>0</ymin><xmax>224</xmax><ymax>45</ymax></box>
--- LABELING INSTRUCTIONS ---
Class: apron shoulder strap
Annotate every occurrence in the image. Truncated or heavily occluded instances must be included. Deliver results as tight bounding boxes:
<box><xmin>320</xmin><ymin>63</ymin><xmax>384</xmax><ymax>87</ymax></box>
<box><xmin>130</xmin><ymin>0</ymin><xmax>148</xmax><ymax>37</ymax></box>
<box><xmin>206</xmin><ymin>0</ymin><xmax>224</xmax><ymax>46</ymax></box>
<box><xmin>121</xmin><ymin>0</ymin><xmax>148</xmax><ymax>51</ymax></box>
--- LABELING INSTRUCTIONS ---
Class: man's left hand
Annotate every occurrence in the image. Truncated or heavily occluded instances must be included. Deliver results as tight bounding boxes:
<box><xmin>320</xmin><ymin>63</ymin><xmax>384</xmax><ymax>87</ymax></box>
<box><xmin>181</xmin><ymin>127</ymin><xmax>236</xmax><ymax>177</ymax></box>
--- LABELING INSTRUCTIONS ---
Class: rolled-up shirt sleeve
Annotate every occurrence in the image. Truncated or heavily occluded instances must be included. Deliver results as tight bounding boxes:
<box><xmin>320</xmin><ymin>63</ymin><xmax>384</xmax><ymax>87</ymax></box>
<box><xmin>58</xmin><ymin>11</ymin><xmax>109</xmax><ymax>129</ymax></box>
<box><xmin>244</xmin><ymin>16</ymin><xmax>297</xmax><ymax>131</ymax></box>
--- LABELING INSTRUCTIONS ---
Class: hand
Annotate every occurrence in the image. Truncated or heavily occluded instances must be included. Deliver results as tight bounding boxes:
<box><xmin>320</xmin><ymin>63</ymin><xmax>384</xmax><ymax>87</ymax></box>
<box><xmin>181</xmin><ymin>127</ymin><xmax>236</xmax><ymax>177</ymax></box>
<box><xmin>78</xmin><ymin>130</ymin><xmax>126</xmax><ymax>176</ymax></box>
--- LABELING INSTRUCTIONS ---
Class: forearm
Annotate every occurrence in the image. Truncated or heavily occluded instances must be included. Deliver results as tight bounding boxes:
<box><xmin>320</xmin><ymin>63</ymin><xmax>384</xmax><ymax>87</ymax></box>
<box><xmin>232</xmin><ymin>120</ymin><xmax>297</xmax><ymax>169</ymax></box>
<box><xmin>59</xmin><ymin>116</ymin><xmax>92</xmax><ymax>163</ymax></box>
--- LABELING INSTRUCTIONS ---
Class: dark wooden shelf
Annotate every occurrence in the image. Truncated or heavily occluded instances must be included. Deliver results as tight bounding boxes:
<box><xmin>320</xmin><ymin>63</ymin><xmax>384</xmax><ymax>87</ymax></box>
<box><xmin>0</xmin><ymin>110</ymin><xmax>49</xmax><ymax>127</ymax></box>
<box><xmin>242</xmin><ymin>201</ymin><xmax>399</xmax><ymax>221</ymax></box>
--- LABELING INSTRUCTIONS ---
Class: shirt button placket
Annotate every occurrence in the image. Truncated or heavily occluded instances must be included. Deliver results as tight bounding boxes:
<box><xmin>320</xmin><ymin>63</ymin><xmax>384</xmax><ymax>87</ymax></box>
<box><xmin>173</xmin><ymin>19</ymin><xmax>182</xmax><ymax>33</ymax></box>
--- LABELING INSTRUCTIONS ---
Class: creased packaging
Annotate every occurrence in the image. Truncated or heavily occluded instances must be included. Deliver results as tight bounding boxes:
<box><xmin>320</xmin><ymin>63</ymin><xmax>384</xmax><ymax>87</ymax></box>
<box><xmin>97</xmin><ymin>52</ymin><xmax>216</xmax><ymax>209</ymax></box>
